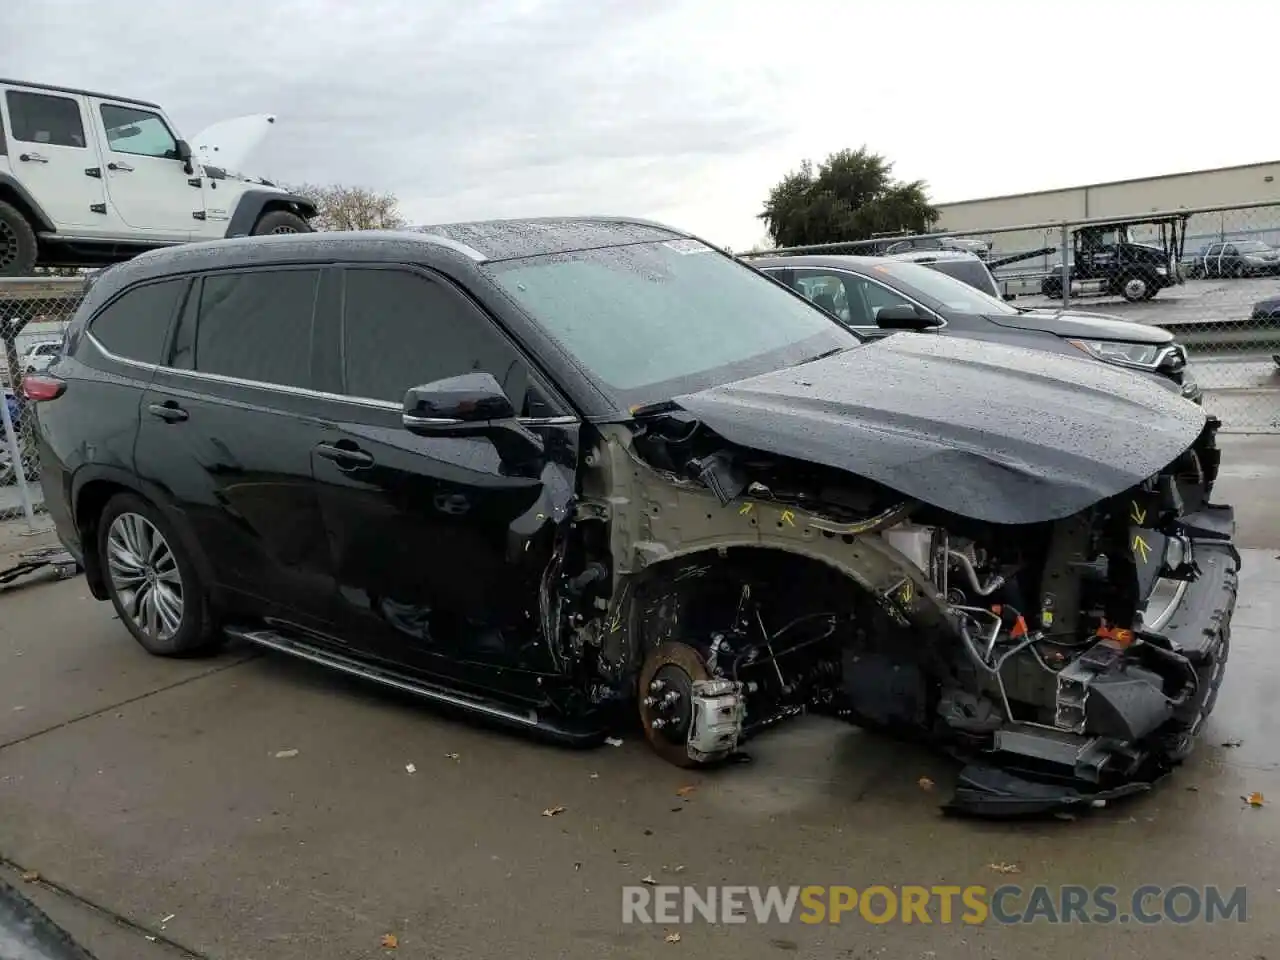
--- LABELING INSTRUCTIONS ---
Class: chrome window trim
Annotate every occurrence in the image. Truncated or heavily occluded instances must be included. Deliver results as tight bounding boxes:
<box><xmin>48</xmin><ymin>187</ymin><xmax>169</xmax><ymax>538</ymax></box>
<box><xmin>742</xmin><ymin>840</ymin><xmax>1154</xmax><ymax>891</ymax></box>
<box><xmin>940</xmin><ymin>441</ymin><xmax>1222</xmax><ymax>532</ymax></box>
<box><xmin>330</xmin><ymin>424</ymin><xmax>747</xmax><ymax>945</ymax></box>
<box><xmin>84</xmin><ymin>331</ymin><xmax>578</xmax><ymax>426</ymax></box>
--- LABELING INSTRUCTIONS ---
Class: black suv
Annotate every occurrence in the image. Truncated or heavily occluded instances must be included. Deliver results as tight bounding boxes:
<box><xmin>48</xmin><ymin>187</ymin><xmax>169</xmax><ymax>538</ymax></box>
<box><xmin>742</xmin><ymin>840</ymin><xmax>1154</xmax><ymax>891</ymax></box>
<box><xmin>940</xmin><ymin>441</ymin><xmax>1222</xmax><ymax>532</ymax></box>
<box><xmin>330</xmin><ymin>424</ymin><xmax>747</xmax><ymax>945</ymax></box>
<box><xmin>27</xmin><ymin>219</ymin><xmax>1239</xmax><ymax>815</ymax></box>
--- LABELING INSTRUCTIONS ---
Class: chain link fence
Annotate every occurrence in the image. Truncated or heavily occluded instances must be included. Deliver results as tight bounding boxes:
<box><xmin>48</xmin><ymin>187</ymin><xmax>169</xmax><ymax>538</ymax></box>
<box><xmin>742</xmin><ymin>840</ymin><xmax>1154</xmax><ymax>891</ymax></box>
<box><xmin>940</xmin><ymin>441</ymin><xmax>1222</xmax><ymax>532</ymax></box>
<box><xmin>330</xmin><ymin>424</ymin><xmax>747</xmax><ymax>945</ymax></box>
<box><xmin>747</xmin><ymin>200</ymin><xmax>1280</xmax><ymax>434</ymax></box>
<box><xmin>1</xmin><ymin>277</ymin><xmax>83</xmax><ymax>527</ymax></box>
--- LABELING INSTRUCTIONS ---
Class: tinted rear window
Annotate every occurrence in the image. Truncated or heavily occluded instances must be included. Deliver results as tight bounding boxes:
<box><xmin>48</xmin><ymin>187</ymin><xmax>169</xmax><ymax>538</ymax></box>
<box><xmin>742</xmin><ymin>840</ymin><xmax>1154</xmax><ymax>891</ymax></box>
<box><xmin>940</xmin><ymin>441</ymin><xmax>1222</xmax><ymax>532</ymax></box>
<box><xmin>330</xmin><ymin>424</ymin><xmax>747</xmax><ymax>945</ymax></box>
<box><xmin>89</xmin><ymin>280</ymin><xmax>186</xmax><ymax>364</ymax></box>
<box><xmin>182</xmin><ymin>270</ymin><xmax>321</xmax><ymax>388</ymax></box>
<box><xmin>922</xmin><ymin>259</ymin><xmax>1001</xmax><ymax>297</ymax></box>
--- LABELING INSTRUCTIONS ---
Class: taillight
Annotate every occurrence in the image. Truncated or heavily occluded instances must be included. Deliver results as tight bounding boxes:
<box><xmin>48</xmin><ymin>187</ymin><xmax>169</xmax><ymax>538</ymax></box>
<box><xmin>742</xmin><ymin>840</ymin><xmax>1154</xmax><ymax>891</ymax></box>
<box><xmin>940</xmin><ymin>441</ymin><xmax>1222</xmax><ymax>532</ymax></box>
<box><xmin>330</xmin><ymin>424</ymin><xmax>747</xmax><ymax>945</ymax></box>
<box><xmin>22</xmin><ymin>374</ymin><xmax>66</xmax><ymax>401</ymax></box>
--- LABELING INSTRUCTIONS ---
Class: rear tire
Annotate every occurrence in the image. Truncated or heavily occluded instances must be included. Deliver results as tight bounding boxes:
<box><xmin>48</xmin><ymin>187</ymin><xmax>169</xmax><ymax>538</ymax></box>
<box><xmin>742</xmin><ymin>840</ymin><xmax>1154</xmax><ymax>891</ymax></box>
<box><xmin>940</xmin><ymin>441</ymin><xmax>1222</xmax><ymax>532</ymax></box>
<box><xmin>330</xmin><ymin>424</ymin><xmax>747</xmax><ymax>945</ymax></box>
<box><xmin>250</xmin><ymin>210</ymin><xmax>312</xmax><ymax>235</ymax></box>
<box><xmin>97</xmin><ymin>493</ymin><xmax>221</xmax><ymax>657</ymax></box>
<box><xmin>0</xmin><ymin>200</ymin><xmax>38</xmax><ymax>277</ymax></box>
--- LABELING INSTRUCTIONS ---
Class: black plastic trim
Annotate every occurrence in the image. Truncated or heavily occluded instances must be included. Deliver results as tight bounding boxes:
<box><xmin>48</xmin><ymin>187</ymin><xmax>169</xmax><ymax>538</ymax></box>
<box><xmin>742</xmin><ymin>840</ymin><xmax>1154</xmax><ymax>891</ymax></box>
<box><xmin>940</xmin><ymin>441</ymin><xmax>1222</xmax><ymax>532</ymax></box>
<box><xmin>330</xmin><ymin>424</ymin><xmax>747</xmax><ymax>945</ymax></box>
<box><xmin>224</xmin><ymin>190</ymin><xmax>318</xmax><ymax>237</ymax></box>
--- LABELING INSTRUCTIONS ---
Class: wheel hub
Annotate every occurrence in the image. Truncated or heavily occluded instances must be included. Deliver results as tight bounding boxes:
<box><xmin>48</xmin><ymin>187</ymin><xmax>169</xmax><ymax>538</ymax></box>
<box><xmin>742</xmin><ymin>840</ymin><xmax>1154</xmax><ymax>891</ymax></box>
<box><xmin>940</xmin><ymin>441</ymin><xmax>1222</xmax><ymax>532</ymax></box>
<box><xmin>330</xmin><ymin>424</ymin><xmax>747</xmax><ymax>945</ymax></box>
<box><xmin>646</xmin><ymin>664</ymin><xmax>694</xmax><ymax>744</ymax></box>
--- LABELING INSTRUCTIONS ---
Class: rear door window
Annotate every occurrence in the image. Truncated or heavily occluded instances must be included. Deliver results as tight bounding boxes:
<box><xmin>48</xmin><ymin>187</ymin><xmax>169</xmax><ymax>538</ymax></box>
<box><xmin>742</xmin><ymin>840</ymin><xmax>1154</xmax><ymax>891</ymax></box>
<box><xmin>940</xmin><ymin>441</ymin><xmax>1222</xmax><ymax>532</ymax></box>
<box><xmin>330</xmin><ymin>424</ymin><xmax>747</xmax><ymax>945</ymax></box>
<box><xmin>166</xmin><ymin>269</ymin><xmax>321</xmax><ymax>389</ymax></box>
<box><xmin>4</xmin><ymin>90</ymin><xmax>87</xmax><ymax>147</ymax></box>
<box><xmin>88</xmin><ymin>280</ymin><xmax>186</xmax><ymax>364</ymax></box>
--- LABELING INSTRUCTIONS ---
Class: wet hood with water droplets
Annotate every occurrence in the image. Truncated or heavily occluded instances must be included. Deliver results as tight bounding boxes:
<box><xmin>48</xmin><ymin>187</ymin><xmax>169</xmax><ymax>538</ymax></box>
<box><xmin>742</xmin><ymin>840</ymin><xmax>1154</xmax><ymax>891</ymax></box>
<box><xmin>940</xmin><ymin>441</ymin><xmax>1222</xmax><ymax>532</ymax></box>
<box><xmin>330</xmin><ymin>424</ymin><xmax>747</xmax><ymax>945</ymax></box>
<box><xmin>671</xmin><ymin>333</ymin><xmax>1207</xmax><ymax>525</ymax></box>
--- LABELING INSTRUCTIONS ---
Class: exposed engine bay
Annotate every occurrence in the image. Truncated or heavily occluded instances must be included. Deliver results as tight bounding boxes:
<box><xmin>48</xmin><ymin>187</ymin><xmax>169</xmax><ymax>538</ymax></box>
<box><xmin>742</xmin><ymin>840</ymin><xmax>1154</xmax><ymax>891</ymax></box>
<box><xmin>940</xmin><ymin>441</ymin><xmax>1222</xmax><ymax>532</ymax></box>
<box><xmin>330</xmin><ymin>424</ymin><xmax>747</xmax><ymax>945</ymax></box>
<box><xmin>552</xmin><ymin>406</ymin><xmax>1239</xmax><ymax>818</ymax></box>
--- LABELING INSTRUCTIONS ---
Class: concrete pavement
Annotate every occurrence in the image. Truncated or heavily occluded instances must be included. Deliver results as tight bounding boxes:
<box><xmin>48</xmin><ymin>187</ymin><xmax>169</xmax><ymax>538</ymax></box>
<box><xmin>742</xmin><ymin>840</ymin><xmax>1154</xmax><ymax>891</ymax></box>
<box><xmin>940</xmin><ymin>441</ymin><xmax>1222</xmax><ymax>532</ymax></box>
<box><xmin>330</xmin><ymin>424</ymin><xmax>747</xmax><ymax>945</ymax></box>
<box><xmin>1</xmin><ymin>459</ymin><xmax>1278</xmax><ymax>959</ymax></box>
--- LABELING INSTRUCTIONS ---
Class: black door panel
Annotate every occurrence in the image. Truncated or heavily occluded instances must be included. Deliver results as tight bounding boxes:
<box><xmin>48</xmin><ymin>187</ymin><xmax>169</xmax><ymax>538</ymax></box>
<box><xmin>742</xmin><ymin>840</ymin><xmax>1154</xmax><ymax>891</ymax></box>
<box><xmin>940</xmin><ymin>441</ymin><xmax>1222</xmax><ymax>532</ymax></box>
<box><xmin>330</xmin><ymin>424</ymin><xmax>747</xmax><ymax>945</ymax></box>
<box><xmin>309</xmin><ymin>264</ymin><xmax>582</xmax><ymax>682</ymax></box>
<box><xmin>310</xmin><ymin>401</ymin><xmax>578</xmax><ymax>676</ymax></box>
<box><xmin>135</xmin><ymin>373</ymin><xmax>337</xmax><ymax>631</ymax></box>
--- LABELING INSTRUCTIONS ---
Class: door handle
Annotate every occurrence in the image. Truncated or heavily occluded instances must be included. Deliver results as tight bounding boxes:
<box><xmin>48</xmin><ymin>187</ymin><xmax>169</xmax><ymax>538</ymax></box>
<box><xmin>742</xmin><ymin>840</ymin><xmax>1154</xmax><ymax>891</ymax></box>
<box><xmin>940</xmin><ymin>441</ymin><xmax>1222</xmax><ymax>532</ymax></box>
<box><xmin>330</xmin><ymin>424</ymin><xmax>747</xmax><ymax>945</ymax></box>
<box><xmin>147</xmin><ymin>402</ymin><xmax>188</xmax><ymax>423</ymax></box>
<box><xmin>108</xmin><ymin>161</ymin><xmax>134</xmax><ymax>173</ymax></box>
<box><xmin>314</xmin><ymin>442</ymin><xmax>374</xmax><ymax>468</ymax></box>
<box><xmin>19</xmin><ymin>152</ymin><xmax>48</xmax><ymax>163</ymax></box>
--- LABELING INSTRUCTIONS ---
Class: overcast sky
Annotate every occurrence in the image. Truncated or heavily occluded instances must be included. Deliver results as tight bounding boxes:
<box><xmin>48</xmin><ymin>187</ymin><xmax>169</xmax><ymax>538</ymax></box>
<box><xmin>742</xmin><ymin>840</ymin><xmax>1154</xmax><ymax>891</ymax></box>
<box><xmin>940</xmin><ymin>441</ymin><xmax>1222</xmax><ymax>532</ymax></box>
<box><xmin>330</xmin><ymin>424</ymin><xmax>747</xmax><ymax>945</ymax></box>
<box><xmin>3</xmin><ymin>0</ymin><xmax>1276</xmax><ymax>249</ymax></box>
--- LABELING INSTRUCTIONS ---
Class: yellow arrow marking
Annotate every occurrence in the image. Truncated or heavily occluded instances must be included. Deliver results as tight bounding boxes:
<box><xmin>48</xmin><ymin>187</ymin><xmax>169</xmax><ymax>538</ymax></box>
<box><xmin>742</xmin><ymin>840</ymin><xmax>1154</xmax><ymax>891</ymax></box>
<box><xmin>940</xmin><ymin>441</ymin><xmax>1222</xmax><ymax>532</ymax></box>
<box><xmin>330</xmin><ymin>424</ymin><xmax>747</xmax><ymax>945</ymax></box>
<box><xmin>1130</xmin><ymin>501</ymin><xmax>1147</xmax><ymax>525</ymax></box>
<box><xmin>738</xmin><ymin>502</ymin><xmax>754</xmax><ymax>516</ymax></box>
<box><xmin>780</xmin><ymin>509</ymin><xmax>796</xmax><ymax>527</ymax></box>
<box><xmin>1133</xmin><ymin>534</ymin><xmax>1151</xmax><ymax>563</ymax></box>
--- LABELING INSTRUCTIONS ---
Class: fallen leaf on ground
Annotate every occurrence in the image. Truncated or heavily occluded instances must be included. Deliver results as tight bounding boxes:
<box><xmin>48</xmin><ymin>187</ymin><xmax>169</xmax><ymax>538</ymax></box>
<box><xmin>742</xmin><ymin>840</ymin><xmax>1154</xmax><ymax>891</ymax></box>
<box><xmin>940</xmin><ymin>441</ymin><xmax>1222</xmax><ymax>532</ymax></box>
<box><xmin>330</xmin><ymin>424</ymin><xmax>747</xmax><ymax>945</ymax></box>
<box><xmin>642</xmin><ymin>874</ymin><xmax>658</xmax><ymax>885</ymax></box>
<box><xmin>405</xmin><ymin>763</ymin><xmax>416</xmax><ymax>774</ymax></box>
<box><xmin>273</xmin><ymin>749</ymin><xmax>299</xmax><ymax>759</ymax></box>
<box><xmin>1222</xmin><ymin>739</ymin><xmax>1244</xmax><ymax>748</ymax></box>
<box><xmin>574</xmin><ymin>862</ymin><xmax>581</xmax><ymax>871</ymax></box>
<box><xmin>988</xmin><ymin>862</ymin><xmax>1021</xmax><ymax>874</ymax></box>
<box><xmin>673</xmin><ymin>865</ymin><xmax>685</xmax><ymax>873</ymax></box>
<box><xmin>917</xmin><ymin>776</ymin><xmax>935</xmax><ymax>791</ymax></box>
<box><xmin>675</xmin><ymin>785</ymin><xmax>697</xmax><ymax>798</ymax></box>
<box><xmin>542</xmin><ymin>805</ymin><xmax>567</xmax><ymax>817</ymax></box>
<box><xmin>444</xmin><ymin>753</ymin><xmax>460</xmax><ymax>761</ymax></box>
<box><xmin>604</xmin><ymin>737</ymin><xmax>623</xmax><ymax>747</ymax></box>
<box><xmin>589</xmin><ymin>772</ymin><xmax>600</xmax><ymax>779</ymax></box>
<box><xmin>20</xmin><ymin>871</ymin><xmax>38</xmax><ymax>882</ymax></box>
<box><xmin>665</xmin><ymin>931</ymin><xmax>682</xmax><ymax>943</ymax></box>
<box><xmin>380</xmin><ymin>933</ymin><xmax>398</xmax><ymax>949</ymax></box>
<box><xmin>1243</xmin><ymin>792</ymin><xmax>1265</xmax><ymax>807</ymax></box>
<box><xmin>160</xmin><ymin>914</ymin><xmax>175</xmax><ymax>925</ymax></box>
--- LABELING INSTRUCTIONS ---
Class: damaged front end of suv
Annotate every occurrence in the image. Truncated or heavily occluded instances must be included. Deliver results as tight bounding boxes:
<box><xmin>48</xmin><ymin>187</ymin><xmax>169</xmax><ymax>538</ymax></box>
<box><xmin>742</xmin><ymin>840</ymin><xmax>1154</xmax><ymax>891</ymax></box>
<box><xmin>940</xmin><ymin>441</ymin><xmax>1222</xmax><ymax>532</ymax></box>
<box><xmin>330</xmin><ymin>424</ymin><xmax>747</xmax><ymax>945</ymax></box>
<box><xmin>551</xmin><ymin>334</ymin><xmax>1239</xmax><ymax>817</ymax></box>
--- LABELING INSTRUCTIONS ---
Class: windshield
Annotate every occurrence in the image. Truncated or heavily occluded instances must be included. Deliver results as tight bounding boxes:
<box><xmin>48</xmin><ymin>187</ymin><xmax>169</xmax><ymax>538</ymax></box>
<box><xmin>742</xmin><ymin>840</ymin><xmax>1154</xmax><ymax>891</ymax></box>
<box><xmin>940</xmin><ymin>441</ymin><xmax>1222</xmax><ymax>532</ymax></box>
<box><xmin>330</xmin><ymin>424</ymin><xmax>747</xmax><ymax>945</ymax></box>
<box><xmin>485</xmin><ymin>240</ymin><xmax>858</xmax><ymax>408</ymax></box>
<box><xmin>1235</xmin><ymin>241</ymin><xmax>1271</xmax><ymax>253</ymax></box>
<box><xmin>870</xmin><ymin>260</ymin><xmax>1019</xmax><ymax>315</ymax></box>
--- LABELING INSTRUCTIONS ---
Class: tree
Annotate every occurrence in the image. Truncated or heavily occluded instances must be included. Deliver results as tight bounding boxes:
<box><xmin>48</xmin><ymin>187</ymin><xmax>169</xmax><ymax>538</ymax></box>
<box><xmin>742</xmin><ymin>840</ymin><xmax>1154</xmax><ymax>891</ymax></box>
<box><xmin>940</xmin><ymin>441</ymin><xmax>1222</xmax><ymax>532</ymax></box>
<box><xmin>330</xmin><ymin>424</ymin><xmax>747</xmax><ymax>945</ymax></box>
<box><xmin>287</xmin><ymin>183</ymin><xmax>408</xmax><ymax>232</ymax></box>
<box><xmin>759</xmin><ymin>147</ymin><xmax>938</xmax><ymax>249</ymax></box>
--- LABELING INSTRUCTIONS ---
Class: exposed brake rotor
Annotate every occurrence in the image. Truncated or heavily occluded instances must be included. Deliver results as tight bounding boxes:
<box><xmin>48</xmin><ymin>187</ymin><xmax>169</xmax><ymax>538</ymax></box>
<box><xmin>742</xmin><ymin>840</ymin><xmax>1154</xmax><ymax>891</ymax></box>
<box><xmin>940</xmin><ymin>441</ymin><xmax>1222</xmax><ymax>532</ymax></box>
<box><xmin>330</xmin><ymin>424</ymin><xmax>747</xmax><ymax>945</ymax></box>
<box><xmin>637</xmin><ymin>641</ymin><xmax>715</xmax><ymax>767</ymax></box>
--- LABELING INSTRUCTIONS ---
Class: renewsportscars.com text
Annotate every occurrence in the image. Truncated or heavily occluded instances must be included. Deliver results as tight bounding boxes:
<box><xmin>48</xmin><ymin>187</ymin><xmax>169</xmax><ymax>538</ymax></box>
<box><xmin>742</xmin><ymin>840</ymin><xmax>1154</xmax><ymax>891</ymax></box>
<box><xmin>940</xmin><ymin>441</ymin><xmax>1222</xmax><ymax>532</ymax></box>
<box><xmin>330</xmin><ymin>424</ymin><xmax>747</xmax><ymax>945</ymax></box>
<box><xmin>621</xmin><ymin>884</ymin><xmax>1248</xmax><ymax>926</ymax></box>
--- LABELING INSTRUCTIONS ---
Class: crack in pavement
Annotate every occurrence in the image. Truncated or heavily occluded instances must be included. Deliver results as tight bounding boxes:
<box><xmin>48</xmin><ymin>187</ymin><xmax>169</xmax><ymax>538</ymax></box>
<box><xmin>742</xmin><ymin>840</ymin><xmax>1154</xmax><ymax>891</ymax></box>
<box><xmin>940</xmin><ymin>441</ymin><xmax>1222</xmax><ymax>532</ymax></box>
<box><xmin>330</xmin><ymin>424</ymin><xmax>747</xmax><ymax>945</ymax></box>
<box><xmin>1</xmin><ymin>857</ymin><xmax>208</xmax><ymax>958</ymax></box>
<box><xmin>0</xmin><ymin>653</ymin><xmax>260</xmax><ymax>754</ymax></box>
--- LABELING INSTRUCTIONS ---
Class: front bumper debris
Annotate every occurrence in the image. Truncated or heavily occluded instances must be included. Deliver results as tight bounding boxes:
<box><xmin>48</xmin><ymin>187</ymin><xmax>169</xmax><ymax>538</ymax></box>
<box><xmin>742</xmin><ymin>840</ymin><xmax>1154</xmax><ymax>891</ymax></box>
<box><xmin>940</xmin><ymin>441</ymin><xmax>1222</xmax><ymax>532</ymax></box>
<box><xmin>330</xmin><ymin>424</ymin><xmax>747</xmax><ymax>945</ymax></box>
<box><xmin>943</xmin><ymin>763</ymin><xmax>1164</xmax><ymax>818</ymax></box>
<box><xmin>944</xmin><ymin>503</ymin><xmax>1239</xmax><ymax>819</ymax></box>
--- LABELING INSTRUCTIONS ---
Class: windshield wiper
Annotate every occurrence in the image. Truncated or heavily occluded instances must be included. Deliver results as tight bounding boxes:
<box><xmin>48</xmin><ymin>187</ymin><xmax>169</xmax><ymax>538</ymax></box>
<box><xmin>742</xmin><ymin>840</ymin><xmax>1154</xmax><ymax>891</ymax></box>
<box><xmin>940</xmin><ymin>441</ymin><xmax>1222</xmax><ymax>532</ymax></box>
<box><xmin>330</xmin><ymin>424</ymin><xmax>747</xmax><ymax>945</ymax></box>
<box><xmin>797</xmin><ymin>346</ymin><xmax>849</xmax><ymax>365</ymax></box>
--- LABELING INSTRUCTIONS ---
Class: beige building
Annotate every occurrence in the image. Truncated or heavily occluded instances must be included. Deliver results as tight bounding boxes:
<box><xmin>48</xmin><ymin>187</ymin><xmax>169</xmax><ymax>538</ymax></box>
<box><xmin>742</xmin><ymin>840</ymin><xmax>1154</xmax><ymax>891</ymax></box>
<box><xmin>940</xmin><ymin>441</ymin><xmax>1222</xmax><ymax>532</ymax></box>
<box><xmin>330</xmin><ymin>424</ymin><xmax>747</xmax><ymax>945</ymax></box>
<box><xmin>934</xmin><ymin>161</ymin><xmax>1280</xmax><ymax>263</ymax></box>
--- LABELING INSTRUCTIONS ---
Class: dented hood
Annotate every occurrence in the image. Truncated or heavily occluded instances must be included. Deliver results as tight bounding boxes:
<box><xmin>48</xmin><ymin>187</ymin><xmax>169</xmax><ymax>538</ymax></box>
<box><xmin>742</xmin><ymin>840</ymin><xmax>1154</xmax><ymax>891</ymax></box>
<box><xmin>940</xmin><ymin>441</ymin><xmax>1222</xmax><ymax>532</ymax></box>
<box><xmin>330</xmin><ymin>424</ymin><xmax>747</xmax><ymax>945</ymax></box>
<box><xmin>671</xmin><ymin>333</ymin><xmax>1207</xmax><ymax>525</ymax></box>
<box><xmin>191</xmin><ymin>113</ymin><xmax>276</xmax><ymax>172</ymax></box>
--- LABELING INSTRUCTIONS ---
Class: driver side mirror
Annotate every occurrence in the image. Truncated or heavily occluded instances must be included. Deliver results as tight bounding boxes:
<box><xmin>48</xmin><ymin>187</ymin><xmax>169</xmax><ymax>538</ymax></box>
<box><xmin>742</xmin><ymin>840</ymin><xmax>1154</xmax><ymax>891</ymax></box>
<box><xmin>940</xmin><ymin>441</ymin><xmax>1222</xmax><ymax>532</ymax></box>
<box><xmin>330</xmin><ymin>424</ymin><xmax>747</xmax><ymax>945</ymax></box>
<box><xmin>402</xmin><ymin>372</ymin><xmax>545</xmax><ymax>466</ymax></box>
<box><xmin>175</xmin><ymin>139</ymin><xmax>194</xmax><ymax>174</ymax></box>
<box><xmin>875</xmin><ymin>303</ymin><xmax>940</xmax><ymax>331</ymax></box>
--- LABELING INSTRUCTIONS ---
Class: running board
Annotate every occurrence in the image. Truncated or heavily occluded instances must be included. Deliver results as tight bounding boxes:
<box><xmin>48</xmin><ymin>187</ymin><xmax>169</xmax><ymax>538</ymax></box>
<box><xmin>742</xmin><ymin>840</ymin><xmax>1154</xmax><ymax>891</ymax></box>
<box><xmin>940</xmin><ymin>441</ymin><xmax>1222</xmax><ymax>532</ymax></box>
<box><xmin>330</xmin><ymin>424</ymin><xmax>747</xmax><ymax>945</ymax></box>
<box><xmin>225</xmin><ymin>626</ymin><xmax>607</xmax><ymax>747</ymax></box>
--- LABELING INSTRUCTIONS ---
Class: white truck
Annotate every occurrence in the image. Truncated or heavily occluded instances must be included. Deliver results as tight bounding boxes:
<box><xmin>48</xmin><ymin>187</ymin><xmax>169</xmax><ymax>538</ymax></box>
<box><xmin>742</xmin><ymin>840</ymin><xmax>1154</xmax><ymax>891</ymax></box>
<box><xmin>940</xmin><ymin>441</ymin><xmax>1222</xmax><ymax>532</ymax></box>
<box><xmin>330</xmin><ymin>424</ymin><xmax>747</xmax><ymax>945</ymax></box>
<box><xmin>0</xmin><ymin>78</ymin><xmax>316</xmax><ymax>276</ymax></box>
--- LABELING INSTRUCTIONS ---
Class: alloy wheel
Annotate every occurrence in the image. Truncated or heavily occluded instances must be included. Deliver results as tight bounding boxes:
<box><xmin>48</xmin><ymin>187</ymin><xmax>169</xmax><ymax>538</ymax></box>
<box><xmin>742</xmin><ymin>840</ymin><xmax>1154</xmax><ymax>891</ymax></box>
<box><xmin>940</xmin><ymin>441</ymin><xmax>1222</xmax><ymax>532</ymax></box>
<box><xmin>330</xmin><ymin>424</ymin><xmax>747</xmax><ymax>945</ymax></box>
<box><xmin>269</xmin><ymin>225</ymin><xmax>298</xmax><ymax>234</ymax></box>
<box><xmin>106</xmin><ymin>512</ymin><xmax>184</xmax><ymax>641</ymax></box>
<box><xmin>1123</xmin><ymin>277</ymin><xmax>1147</xmax><ymax>300</ymax></box>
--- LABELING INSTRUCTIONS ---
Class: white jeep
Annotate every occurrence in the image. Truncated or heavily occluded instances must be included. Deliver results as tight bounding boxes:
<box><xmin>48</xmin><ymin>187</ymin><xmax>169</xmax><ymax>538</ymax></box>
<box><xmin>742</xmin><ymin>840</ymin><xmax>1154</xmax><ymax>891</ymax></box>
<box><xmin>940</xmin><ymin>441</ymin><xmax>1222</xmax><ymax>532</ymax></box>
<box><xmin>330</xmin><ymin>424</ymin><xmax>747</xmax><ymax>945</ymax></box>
<box><xmin>0</xmin><ymin>78</ymin><xmax>316</xmax><ymax>276</ymax></box>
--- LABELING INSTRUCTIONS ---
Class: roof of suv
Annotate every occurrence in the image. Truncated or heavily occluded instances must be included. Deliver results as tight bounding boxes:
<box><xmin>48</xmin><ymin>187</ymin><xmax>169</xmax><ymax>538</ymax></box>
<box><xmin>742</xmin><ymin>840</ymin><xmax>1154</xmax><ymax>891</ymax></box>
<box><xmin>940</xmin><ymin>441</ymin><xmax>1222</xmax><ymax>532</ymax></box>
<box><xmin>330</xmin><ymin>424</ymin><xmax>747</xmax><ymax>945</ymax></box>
<box><xmin>0</xmin><ymin>77</ymin><xmax>162</xmax><ymax>109</ymax></box>
<box><xmin>81</xmin><ymin>217</ymin><xmax>695</xmax><ymax>311</ymax></box>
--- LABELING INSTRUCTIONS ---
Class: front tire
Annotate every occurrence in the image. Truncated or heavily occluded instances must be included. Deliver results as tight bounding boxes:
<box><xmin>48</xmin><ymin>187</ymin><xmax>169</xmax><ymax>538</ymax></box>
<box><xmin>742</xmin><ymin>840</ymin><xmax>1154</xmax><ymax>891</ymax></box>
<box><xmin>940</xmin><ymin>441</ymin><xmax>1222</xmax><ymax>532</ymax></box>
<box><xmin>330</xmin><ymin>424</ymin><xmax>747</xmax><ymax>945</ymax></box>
<box><xmin>0</xmin><ymin>200</ymin><xmax>38</xmax><ymax>277</ymax></box>
<box><xmin>97</xmin><ymin>493</ymin><xmax>220</xmax><ymax>657</ymax></box>
<box><xmin>250</xmin><ymin>210</ymin><xmax>313</xmax><ymax>235</ymax></box>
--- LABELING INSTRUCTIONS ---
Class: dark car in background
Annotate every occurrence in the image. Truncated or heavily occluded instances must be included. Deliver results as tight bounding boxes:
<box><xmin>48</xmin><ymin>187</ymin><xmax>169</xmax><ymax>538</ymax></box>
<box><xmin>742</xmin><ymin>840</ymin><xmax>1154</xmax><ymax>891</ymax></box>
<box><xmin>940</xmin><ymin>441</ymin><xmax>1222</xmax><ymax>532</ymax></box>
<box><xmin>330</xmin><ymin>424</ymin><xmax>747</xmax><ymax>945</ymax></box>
<box><xmin>1193</xmin><ymin>240</ymin><xmax>1280</xmax><ymax>278</ymax></box>
<box><xmin>24</xmin><ymin>219</ymin><xmax>1236</xmax><ymax>815</ymax></box>
<box><xmin>748</xmin><ymin>253</ymin><xmax>1203</xmax><ymax>403</ymax></box>
<box><xmin>1252</xmin><ymin>295</ymin><xmax>1280</xmax><ymax>367</ymax></box>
